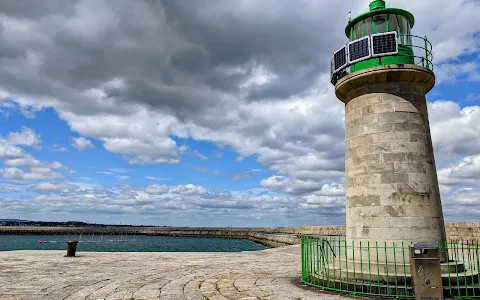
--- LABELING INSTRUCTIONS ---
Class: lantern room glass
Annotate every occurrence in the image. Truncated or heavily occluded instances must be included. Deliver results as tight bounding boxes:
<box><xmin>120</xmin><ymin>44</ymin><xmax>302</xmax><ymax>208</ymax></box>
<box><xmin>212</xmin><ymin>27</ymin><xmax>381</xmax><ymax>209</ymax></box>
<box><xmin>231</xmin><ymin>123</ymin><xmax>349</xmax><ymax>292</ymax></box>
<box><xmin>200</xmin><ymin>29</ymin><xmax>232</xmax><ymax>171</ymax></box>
<box><xmin>373</xmin><ymin>14</ymin><xmax>387</xmax><ymax>33</ymax></box>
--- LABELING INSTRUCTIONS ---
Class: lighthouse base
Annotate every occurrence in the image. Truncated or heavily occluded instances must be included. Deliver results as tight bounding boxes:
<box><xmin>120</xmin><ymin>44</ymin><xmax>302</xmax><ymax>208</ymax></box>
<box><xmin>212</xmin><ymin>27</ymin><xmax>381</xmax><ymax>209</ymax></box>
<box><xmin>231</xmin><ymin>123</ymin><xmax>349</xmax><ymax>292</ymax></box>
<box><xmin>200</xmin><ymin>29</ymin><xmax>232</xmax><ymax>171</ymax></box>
<box><xmin>301</xmin><ymin>236</ymin><xmax>480</xmax><ymax>298</ymax></box>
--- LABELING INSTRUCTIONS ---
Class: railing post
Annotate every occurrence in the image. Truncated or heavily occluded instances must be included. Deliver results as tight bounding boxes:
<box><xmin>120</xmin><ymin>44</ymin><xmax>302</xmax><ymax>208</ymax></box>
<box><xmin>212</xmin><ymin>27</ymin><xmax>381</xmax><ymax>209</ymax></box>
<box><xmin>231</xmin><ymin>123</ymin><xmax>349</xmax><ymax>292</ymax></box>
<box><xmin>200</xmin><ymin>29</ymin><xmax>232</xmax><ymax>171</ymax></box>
<box><xmin>424</xmin><ymin>36</ymin><xmax>430</xmax><ymax>69</ymax></box>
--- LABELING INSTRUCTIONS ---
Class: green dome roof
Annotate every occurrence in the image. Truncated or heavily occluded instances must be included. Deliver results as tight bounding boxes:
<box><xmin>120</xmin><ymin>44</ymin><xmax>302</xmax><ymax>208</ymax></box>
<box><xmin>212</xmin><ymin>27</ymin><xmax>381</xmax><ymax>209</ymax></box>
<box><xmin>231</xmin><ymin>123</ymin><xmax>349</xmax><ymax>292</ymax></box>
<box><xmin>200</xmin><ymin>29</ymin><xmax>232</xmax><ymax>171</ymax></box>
<box><xmin>345</xmin><ymin>0</ymin><xmax>415</xmax><ymax>37</ymax></box>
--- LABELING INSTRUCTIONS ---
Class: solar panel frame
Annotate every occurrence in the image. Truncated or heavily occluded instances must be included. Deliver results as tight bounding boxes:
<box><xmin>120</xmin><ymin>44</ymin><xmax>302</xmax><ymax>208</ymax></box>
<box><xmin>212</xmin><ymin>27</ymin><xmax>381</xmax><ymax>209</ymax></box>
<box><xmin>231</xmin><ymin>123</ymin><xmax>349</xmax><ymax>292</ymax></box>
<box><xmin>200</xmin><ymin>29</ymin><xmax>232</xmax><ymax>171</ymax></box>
<box><xmin>371</xmin><ymin>31</ymin><xmax>398</xmax><ymax>57</ymax></box>
<box><xmin>347</xmin><ymin>36</ymin><xmax>371</xmax><ymax>65</ymax></box>
<box><xmin>332</xmin><ymin>45</ymin><xmax>348</xmax><ymax>74</ymax></box>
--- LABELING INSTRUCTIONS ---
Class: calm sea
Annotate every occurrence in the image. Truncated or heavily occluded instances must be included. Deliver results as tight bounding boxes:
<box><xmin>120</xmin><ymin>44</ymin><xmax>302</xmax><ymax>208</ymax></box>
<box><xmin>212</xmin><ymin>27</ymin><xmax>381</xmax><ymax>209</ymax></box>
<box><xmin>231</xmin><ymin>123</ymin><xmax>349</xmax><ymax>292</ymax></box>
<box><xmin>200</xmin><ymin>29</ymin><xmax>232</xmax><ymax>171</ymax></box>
<box><xmin>0</xmin><ymin>235</ymin><xmax>268</xmax><ymax>252</ymax></box>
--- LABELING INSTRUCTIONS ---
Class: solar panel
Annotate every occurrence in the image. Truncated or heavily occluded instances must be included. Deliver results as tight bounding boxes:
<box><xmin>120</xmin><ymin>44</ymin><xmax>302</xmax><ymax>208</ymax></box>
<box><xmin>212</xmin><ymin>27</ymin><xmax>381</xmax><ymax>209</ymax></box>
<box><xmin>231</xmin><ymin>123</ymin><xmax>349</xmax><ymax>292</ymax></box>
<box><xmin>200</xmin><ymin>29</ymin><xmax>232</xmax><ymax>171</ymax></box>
<box><xmin>332</xmin><ymin>45</ymin><xmax>347</xmax><ymax>74</ymax></box>
<box><xmin>348</xmin><ymin>36</ymin><xmax>371</xmax><ymax>64</ymax></box>
<box><xmin>371</xmin><ymin>31</ymin><xmax>398</xmax><ymax>57</ymax></box>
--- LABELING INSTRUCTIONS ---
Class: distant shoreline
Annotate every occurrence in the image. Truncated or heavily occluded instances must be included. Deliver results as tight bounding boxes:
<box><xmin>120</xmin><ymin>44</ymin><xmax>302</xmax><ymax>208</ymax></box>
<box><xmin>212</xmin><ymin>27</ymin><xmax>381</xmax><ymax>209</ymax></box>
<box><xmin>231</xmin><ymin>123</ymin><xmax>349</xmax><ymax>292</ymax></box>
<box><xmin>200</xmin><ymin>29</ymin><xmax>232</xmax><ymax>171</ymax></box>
<box><xmin>1</xmin><ymin>222</ymin><xmax>479</xmax><ymax>243</ymax></box>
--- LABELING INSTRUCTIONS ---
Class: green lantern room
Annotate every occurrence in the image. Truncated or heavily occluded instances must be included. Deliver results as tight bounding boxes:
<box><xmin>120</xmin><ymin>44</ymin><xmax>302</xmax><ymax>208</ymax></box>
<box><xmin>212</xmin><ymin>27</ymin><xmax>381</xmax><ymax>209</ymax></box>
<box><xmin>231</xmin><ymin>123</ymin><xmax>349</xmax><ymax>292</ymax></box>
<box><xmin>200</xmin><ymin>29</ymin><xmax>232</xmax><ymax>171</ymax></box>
<box><xmin>330</xmin><ymin>0</ymin><xmax>433</xmax><ymax>85</ymax></box>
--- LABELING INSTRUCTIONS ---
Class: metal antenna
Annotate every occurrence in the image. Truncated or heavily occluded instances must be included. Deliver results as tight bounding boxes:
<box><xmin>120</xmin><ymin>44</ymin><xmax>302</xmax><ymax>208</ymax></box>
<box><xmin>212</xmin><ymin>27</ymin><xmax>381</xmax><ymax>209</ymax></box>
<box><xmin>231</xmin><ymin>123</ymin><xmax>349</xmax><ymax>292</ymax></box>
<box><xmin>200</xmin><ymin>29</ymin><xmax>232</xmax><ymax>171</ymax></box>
<box><xmin>348</xmin><ymin>11</ymin><xmax>352</xmax><ymax>22</ymax></box>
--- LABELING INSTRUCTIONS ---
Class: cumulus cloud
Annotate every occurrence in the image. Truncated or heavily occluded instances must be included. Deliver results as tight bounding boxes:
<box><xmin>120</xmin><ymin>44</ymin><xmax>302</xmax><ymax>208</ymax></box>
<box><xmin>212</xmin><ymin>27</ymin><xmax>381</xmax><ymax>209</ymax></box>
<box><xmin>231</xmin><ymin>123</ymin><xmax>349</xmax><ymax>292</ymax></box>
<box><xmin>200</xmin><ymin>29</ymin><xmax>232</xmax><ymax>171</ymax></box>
<box><xmin>0</xmin><ymin>183</ymin><xmax>345</xmax><ymax>226</ymax></box>
<box><xmin>0</xmin><ymin>130</ymin><xmax>72</xmax><ymax>182</ymax></box>
<box><xmin>261</xmin><ymin>176</ymin><xmax>324</xmax><ymax>195</ymax></box>
<box><xmin>428</xmin><ymin>101</ymin><xmax>480</xmax><ymax>168</ymax></box>
<box><xmin>6</xmin><ymin>126</ymin><xmax>42</xmax><ymax>148</ymax></box>
<box><xmin>33</xmin><ymin>182</ymin><xmax>78</xmax><ymax>192</ymax></box>
<box><xmin>438</xmin><ymin>155</ymin><xmax>480</xmax><ymax>187</ymax></box>
<box><xmin>70</xmin><ymin>137</ymin><xmax>94</xmax><ymax>151</ymax></box>
<box><xmin>145</xmin><ymin>184</ymin><xmax>169</xmax><ymax>195</ymax></box>
<box><xmin>0</xmin><ymin>167</ymin><xmax>64</xmax><ymax>181</ymax></box>
<box><xmin>0</xmin><ymin>0</ymin><xmax>479</xmax><ymax>224</ymax></box>
<box><xmin>192</xmin><ymin>150</ymin><xmax>208</xmax><ymax>160</ymax></box>
<box><xmin>49</xmin><ymin>144</ymin><xmax>67</xmax><ymax>152</ymax></box>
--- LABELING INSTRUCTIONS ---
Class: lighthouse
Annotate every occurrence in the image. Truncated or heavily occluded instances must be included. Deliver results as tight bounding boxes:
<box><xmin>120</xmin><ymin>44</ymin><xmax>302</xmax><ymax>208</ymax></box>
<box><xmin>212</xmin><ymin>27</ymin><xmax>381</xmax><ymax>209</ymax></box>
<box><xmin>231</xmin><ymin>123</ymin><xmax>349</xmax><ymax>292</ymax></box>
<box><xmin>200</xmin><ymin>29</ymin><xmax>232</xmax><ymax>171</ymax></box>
<box><xmin>332</xmin><ymin>0</ymin><xmax>446</xmax><ymax>252</ymax></box>
<box><xmin>302</xmin><ymin>2</ymin><xmax>480</xmax><ymax>298</ymax></box>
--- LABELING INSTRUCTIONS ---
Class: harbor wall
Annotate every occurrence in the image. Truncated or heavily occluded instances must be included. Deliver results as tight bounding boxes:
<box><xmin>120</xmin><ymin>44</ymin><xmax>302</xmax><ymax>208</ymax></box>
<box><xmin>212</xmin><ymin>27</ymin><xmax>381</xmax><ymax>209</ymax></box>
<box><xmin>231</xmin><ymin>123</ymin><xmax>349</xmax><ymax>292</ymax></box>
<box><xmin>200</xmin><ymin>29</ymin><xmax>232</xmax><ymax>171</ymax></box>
<box><xmin>1</xmin><ymin>222</ymin><xmax>479</xmax><ymax>246</ymax></box>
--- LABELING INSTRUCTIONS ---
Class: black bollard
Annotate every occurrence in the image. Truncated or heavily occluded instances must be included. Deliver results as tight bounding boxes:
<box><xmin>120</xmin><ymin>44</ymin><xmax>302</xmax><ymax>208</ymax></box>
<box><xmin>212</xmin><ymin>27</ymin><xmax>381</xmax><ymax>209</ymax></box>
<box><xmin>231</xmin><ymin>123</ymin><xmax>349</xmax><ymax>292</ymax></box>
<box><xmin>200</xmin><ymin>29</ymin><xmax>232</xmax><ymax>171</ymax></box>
<box><xmin>66</xmin><ymin>240</ymin><xmax>78</xmax><ymax>257</ymax></box>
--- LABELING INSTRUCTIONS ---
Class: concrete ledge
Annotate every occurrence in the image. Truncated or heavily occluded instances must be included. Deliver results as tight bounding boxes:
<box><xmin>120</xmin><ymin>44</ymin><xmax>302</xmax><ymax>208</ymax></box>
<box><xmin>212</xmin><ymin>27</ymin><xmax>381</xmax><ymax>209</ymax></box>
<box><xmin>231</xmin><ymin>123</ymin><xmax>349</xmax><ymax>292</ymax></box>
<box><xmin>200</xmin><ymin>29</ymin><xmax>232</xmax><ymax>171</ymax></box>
<box><xmin>335</xmin><ymin>64</ymin><xmax>436</xmax><ymax>102</ymax></box>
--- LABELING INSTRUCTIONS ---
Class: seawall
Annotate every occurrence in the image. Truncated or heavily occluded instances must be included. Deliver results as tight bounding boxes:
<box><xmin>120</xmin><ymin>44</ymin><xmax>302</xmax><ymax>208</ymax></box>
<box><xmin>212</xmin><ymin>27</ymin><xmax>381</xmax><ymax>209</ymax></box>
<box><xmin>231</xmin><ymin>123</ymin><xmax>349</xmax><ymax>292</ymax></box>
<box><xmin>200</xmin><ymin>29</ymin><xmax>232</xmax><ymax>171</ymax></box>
<box><xmin>1</xmin><ymin>222</ymin><xmax>478</xmax><ymax>246</ymax></box>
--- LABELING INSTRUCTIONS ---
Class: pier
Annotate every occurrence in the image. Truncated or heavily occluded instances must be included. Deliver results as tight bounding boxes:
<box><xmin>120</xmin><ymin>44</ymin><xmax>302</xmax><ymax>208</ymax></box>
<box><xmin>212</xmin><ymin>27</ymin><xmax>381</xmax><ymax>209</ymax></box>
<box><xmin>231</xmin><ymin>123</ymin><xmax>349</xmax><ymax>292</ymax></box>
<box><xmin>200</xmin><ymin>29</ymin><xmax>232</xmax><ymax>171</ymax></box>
<box><xmin>0</xmin><ymin>245</ymin><xmax>370</xmax><ymax>300</ymax></box>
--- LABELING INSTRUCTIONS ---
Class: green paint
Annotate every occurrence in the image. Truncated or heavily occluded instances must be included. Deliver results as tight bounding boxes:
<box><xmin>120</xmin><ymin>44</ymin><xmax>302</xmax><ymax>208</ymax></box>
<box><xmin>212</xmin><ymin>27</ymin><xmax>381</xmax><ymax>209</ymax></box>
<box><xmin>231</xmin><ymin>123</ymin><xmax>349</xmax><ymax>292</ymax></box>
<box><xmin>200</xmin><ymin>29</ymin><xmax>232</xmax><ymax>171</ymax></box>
<box><xmin>301</xmin><ymin>236</ymin><xmax>480</xmax><ymax>298</ymax></box>
<box><xmin>331</xmin><ymin>0</ymin><xmax>434</xmax><ymax>85</ymax></box>
<box><xmin>346</xmin><ymin>1</ymin><xmax>414</xmax><ymax>37</ymax></box>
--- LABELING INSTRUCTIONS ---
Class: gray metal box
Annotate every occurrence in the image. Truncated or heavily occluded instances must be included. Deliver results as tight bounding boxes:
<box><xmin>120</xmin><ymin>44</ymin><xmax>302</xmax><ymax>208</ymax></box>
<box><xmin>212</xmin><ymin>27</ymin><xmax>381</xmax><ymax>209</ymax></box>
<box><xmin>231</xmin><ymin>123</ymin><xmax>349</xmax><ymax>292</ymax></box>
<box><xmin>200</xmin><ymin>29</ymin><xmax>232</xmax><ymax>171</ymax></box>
<box><xmin>410</xmin><ymin>242</ymin><xmax>444</xmax><ymax>300</ymax></box>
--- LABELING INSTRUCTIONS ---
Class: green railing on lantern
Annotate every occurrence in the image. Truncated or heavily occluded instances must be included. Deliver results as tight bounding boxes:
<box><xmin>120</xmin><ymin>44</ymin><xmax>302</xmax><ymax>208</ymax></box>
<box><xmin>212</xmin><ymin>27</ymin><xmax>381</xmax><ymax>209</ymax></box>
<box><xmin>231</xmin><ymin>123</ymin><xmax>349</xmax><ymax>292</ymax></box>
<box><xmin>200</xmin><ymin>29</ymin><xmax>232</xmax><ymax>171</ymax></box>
<box><xmin>331</xmin><ymin>34</ymin><xmax>434</xmax><ymax>85</ymax></box>
<box><xmin>301</xmin><ymin>236</ymin><xmax>480</xmax><ymax>298</ymax></box>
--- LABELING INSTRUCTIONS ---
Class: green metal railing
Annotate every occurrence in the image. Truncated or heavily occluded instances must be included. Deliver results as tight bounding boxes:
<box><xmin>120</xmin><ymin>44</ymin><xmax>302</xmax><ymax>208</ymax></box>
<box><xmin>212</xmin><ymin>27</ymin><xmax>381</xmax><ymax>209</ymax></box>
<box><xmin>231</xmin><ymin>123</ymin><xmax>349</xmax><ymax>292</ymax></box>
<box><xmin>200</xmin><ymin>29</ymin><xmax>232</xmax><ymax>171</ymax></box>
<box><xmin>331</xmin><ymin>33</ymin><xmax>434</xmax><ymax>85</ymax></box>
<box><xmin>301</xmin><ymin>236</ymin><xmax>480</xmax><ymax>298</ymax></box>
<box><xmin>400</xmin><ymin>34</ymin><xmax>434</xmax><ymax>71</ymax></box>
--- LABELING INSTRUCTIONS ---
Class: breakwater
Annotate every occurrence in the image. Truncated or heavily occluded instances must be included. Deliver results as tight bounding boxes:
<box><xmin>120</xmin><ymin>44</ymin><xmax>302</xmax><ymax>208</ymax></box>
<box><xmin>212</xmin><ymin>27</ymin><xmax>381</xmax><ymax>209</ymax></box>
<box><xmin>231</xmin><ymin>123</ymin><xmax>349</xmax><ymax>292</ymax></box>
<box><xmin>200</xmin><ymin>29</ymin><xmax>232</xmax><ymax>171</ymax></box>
<box><xmin>1</xmin><ymin>222</ymin><xmax>478</xmax><ymax>247</ymax></box>
<box><xmin>0</xmin><ymin>225</ymin><xmax>345</xmax><ymax>248</ymax></box>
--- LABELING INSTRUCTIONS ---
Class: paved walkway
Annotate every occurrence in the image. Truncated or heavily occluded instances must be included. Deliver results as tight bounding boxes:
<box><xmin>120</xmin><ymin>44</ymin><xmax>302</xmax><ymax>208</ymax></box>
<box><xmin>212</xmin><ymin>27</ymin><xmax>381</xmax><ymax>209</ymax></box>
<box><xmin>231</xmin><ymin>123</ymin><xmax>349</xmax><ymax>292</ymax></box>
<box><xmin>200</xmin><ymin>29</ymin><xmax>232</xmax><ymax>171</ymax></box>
<box><xmin>0</xmin><ymin>245</ymin><xmax>372</xmax><ymax>300</ymax></box>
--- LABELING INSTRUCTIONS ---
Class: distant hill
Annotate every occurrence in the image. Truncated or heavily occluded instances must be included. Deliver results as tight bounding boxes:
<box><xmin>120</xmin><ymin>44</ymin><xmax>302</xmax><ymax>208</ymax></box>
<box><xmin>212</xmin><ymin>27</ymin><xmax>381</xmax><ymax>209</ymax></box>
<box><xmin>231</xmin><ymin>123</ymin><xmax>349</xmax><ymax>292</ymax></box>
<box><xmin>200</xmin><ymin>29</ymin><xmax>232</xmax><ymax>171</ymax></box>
<box><xmin>0</xmin><ymin>219</ymin><xmax>31</xmax><ymax>223</ymax></box>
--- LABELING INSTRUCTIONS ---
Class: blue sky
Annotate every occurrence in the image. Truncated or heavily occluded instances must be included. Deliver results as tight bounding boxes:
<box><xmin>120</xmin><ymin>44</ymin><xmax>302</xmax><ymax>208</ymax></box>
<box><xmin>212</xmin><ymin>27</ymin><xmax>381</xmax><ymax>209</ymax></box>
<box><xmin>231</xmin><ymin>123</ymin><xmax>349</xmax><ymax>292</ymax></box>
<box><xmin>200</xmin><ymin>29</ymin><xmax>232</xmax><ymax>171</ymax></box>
<box><xmin>0</xmin><ymin>102</ymin><xmax>274</xmax><ymax>190</ymax></box>
<box><xmin>0</xmin><ymin>0</ymin><xmax>479</xmax><ymax>226</ymax></box>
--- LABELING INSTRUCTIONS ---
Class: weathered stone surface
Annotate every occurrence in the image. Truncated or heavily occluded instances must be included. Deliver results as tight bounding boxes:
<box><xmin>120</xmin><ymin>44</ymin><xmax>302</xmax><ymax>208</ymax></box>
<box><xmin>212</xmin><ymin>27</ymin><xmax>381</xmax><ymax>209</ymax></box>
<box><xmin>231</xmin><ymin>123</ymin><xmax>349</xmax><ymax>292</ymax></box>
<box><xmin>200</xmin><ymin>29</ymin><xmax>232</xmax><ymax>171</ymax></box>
<box><xmin>338</xmin><ymin>65</ymin><xmax>446</xmax><ymax>251</ymax></box>
<box><xmin>0</xmin><ymin>246</ymin><xmax>369</xmax><ymax>300</ymax></box>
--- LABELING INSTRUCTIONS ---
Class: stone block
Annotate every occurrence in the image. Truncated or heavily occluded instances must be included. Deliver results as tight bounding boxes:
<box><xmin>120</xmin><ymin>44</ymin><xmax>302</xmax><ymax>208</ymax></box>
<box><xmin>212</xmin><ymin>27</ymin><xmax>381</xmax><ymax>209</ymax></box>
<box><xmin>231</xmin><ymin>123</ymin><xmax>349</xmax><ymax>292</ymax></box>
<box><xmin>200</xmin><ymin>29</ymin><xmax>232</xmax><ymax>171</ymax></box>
<box><xmin>372</xmin><ymin>132</ymin><xmax>411</xmax><ymax>143</ymax></box>
<box><xmin>346</xmin><ymin>178</ymin><xmax>355</xmax><ymax>188</ymax></box>
<box><xmin>389</xmin><ymin>141</ymin><xmax>427</xmax><ymax>153</ymax></box>
<box><xmin>382</xmin><ymin>152</ymin><xmax>405</xmax><ymax>163</ymax></box>
<box><xmin>362</xmin><ymin>103</ymin><xmax>394</xmax><ymax>115</ymax></box>
<box><xmin>408</xmin><ymin>173</ymin><xmax>434</xmax><ymax>186</ymax></box>
<box><xmin>346</xmin><ymin>189</ymin><xmax>364</xmax><ymax>200</ymax></box>
<box><xmin>346</xmin><ymin>165</ymin><xmax>367</xmax><ymax>177</ymax></box>
<box><xmin>380</xmin><ymin>173</ymin><xmax>408</xmax><ymax>184</ymax></box>
<box><xmin>345</xmin><ymin>147</ymin><xmax>359</xmax><ymax>159</ymax></box>
<box><xmin>357</xmin><ymin>143</ymin><xmax>391</xmax><ymax>156</ymax></box>
<box><xmin>354</xmin><ymin>114</ymin><xmax>379</xmax><ymax>126</ymax></box>
<box><xmin>393</xmin><ymin>102</ymin><xmax>420</xmax><ymax>113</ymax></box>
<box><xmin>396</xmin><ymin>183</ymin><xmax>418</xmax><ymax>195</ymax></box>
<box><xmin>392</xmin><ymin>122</ymin><xmax>425</xmax><ymax>133</ymax></box>
<box><xmin>354</xmin><ymin>174</ymin><xmax>381</xmax><ymax>185</ymax></box>
<box><xmin>378</xmin><ymin>112</ymin><xmax>410</xmax><ymax>124</ymax></box>
<box><xmin>363</xmin><ymin>123</ymin><xmax>394</xmax><ymax>134</ymax></box>
<box><xmin>409</xmin><ymin>112</ymin><xmax>425</xmax><ymax>124</ymax></box>
<box><xmin>347</xmin><ymin>226</ymin><xmax>444</xmax><ymax>242</ymax></box>
<box><xmin>381</xmin><ymin>192</ymin><xmax>437</xmax><ymax>206</ymax></box>
<box><xmin>366</xmin><ymin>163</ymin><xmax>395</xmax><ymax>174</ymax></box>
<box><xmin>410</xmin><ymin>132</ymin><xmax>427</xmax><ymax>142</ymax></box>
<box><xmin>348</xmin><ymin>134</ymin><xmax>374</xmax><ymax>148</ymax></box>
<box><xmin>404</xmin><ymin>152</ymin><xmax>430</xmax><ymax>163</ymax></box>
<box><xmin>353</xmin><ymin>93</ymin><xmax>382</xmax><ymax>108</ymax></box>
<box><xmin>345</xmin><ymin>125</ymin><xmax>364</xmax><ymax>139</ymax></box>
<box><xmin>351</xmin><ymin>153</ymin><xmax>382</xmax><ymax>165</ymax></box>
<box><xmin>394</xmin><ymin>162</ymin><xmax>426</xmax><ymax>173</ymax></box>
<box><xmin>362</xmin><ymin>183</ymin><xmax>398</xmax><ymax>196</ymax></box>
<box><xmin>346</xmin><ymin>195</ymin><xmax>381</xmax><ymax>208</ymax></box>
<box><xmin>345</xmin><ymin>107</ymin><xmax>362</xmax><ymax>122</ymax></box>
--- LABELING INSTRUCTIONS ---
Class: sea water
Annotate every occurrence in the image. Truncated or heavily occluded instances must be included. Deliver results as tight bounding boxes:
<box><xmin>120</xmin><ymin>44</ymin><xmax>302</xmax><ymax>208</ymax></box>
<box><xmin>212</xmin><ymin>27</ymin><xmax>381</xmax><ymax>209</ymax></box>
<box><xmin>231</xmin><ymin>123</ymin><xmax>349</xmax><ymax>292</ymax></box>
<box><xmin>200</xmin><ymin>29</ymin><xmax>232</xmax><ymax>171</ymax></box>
<box><xmin>0</xmin><ymin>235</ymin><xmax>268</xmax><ymax>252</ymax></box>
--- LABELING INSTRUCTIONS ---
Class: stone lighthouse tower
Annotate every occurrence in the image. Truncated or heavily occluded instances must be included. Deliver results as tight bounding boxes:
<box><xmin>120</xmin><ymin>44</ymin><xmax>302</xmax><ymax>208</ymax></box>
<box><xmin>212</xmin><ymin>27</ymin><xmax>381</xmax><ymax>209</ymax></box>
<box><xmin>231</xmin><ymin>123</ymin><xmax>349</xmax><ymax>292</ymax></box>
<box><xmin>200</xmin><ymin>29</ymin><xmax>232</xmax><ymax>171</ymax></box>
<box><xmin>331</xmin><ymin>0</ymin><xmax>447</xmax><ymax>250</ymax></box>
<box><xmin>301</xmin><ymin>2</ymin><xmax>479</xmax><ymax>298</ymax></box>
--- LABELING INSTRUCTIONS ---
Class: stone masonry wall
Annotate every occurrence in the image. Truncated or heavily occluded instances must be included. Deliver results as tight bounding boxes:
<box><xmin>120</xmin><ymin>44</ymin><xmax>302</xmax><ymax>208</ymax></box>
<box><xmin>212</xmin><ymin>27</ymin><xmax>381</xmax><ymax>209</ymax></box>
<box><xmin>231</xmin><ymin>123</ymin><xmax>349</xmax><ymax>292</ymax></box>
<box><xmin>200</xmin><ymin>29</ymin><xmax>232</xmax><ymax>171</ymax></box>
<box><xmin>344</xmin><ymin>81</ymin><xmax>447</xmax><ymax>244</ymax></box>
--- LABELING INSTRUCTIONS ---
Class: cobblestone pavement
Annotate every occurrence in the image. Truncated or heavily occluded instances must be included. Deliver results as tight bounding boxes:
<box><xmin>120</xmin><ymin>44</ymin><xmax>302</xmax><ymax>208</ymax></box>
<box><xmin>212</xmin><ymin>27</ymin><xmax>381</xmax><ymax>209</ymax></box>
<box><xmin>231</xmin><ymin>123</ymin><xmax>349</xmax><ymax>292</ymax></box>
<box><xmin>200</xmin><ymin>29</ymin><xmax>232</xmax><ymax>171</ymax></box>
<box><xmin>0</xmin><ymin>245</ymin><xmax>370</xmax><ymax>300</ymax></box>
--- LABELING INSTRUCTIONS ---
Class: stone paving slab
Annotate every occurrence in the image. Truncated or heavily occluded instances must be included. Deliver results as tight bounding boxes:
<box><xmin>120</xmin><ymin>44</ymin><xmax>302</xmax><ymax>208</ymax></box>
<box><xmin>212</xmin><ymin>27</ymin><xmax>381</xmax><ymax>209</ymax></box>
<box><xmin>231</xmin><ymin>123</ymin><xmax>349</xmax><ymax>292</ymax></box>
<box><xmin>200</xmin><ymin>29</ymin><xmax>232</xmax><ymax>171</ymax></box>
<box><xmin>0</xmin><ymin>245</ymin><xmax>374</xmax><ymax>300</ymax></box>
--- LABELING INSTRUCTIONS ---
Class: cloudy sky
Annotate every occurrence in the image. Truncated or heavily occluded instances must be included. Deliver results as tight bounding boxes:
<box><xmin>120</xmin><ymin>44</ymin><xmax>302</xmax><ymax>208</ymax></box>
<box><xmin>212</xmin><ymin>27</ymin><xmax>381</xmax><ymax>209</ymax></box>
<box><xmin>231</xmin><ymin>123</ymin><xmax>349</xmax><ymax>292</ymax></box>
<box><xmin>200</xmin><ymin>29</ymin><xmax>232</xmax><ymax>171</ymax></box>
<box><xmin>0</xmin><ymin>0</ymin><xmax>479</xmax><ymax>227</ymax></box>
